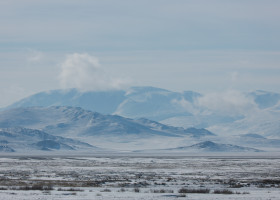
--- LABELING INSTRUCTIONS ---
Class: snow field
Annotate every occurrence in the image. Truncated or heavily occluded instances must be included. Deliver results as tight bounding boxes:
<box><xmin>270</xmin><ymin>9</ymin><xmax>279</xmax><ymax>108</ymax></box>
<box><xmin>0</xmin><ymin>156</ymin><xmax>279</xmax><ymax>199</ymax></box>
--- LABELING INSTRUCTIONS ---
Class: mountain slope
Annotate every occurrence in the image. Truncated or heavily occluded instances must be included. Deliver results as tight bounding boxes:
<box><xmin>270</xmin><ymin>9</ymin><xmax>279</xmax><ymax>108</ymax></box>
<box><xmin>0</xmin><ymin>127</ymin><xmax>97</xmax><ymax>152</ymax></box>
<box><xmin>0</xmin><ymin>106</ymin><xmax>216</xmax><ymax>151</ymax></box>
<box><xmin>169</xmin><ymin>141</ymin><xmax>262</xmax><ymax>152</ymax></box>
<box><xmin>113</xmin><ymin>87</ymin><xmax>198</xmax><ymax>121</ymax></box>
<box><xmin>236</xmin><ymin>134</ymin><xmax>280</xmax><ymax>148</ymax></box>
<box><xmin>3</xmin><ymin>86</ymin><xmax>280</xmax><ymax>144</ymax></box>
<box><xmin>7</xmin><ymin>89</ymin><xmax>126</xmax><ymax>114</ymax></box>
<box><xmin>6</xmin><ymin>86</ymin><xmax>201</xmax><ymax>122</ymax></box>
<box><xmin>249</xmin><ymin>90</ymin><xmax>280</xmax><ymax>109</ymax></box>
<box><xmin>136</xmin><ymin>118</ymin><xmax>215</xmax><ymax>138</ymax></box>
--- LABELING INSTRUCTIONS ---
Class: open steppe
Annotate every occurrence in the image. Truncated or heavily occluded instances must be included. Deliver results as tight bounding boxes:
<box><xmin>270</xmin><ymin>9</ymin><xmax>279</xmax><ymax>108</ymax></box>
<box><xmin>0</xmin><ymin>155</ymin><xmax>279</xmax><ymax>199</ymax></box>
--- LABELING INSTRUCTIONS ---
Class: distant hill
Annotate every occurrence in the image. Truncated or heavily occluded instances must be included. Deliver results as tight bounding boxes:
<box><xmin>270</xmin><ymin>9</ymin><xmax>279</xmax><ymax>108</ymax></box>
<box><xmin>6</xmin><ymin>88</ymin><xmax>126</xmax><ymax>114</ymax></box>
<box><xmin>0</xmin><ymin>127</ymin><xmax>96</xmax><ymax>152</ymax></box>
<box><xmin>0</xmin><ymin>106</ymin><xmax>216</xmax><ymax>152</ymax></box>
<box><xmin>2</xmin><ymin>86</ymin><xmax>280</xmax><ymax>152</ymax></box>
<box><xmin>136</xmin><ymin>141</ymin><xmax>262</xmax><ymax>153</ymax></box>
<box><xmin>5</xmin><ymin>87</ymin><xmax>201</xmax><ymax>122</ymax></box>
<box><xmin>180</xmin><ymin>141</ymin><xmax>262</xmax><ymax>152</ymax></box>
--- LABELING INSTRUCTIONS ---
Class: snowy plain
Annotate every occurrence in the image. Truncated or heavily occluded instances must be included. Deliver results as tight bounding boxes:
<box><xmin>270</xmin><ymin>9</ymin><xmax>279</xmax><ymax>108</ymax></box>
<box><xmin>0</xmin><ymin>155</ymin><xmax>279</xmax><ymax>200</ymax></box>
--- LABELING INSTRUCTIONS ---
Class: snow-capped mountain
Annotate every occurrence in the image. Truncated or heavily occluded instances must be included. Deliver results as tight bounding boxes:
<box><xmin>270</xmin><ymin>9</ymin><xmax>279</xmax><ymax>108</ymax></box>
<box><xmin>114</xmin><ymin>87</ymin><xmax>200</xmax><ymax>121</ymax></box>
<box><xmin>169</xmin><ymin>141</ymin><xmax>262</xmax><ymax>152</ymax></box>
<box><xmin>135</xmin><ymin>118</ymin><xmax>215</xmax><ymax>138</ymax></box>
<box><xmin>0</xmin><ymin>106</ymin><xmax>214</xmax><ymax>138</ymax></box>
<box><xmin>2</xmin><ymin>86</ymin><xmax>280</xmax><ymax>151</ymax></box>
<box><xmin>6</xmin><ymin>87</ymin><xmax>201</xmax><ymax>122</ymax></box>
<box><xmin>236</xmin><ymin>134</ymin><xmax>280</xmax><ymax>148</ymax></box>
<box><xmin>0</xmin><ymin>106</ymin><xmax>216</xmax><ymax>151</ymax></box>
<box><xmin>136</xmin><ymin>141</ymin><xmax>262</xmax><ymax>153</ymax></box>
<box><xmin>0</xmin><ymin>127</ymin><xmax>96</xmax><ymax>152</ymax></box>
<box><xmin>6</xmin><ymin>89</ymin><xmax>126</xmax><ymax>114</ymax></box>
<box><xmin>248</xmin><ymin>90</ymin><xmax>280</xmax><ymax>109</ymax></box>
<box><xmin>6</xmin><ymin>87</ymin><xmax>280</xmax><ymax>125</ymax></box>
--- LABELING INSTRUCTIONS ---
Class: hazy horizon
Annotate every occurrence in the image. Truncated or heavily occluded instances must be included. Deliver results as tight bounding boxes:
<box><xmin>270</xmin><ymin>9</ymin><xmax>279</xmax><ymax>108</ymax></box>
<box><xmin>1</xmin><ymin>0</ymin><xmax>280</xmax><ymax>107</ymax></box>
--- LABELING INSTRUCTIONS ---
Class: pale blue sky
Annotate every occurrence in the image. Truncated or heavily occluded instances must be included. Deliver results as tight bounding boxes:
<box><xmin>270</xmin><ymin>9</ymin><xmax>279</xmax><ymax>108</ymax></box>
<box><xmin>0</xmin><ymin>0</ymin><xmax>280</xmax><ymax>107</ymax></box>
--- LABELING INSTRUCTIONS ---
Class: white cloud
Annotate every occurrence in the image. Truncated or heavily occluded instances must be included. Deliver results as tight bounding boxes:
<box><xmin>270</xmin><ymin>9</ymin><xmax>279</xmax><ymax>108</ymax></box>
<box><xmin>27</xmin><ymin>50</ymin><xmax>44</xmax><ymax>63</ymax></box>
<box><xmin>59</xmin><ymin>53</ymin><xmax>129</xmax><ymax>91</ymax></box>
<box><xmin>172</xmin><ymin>98</ymin><xmax>199</xmax><ymax>115</ymax></box>
<box><xmin>230</xmin><ymin>71</ymin><xmax>238</xmax><ymax>82</ymax></box>
<box><xmin>196</xmin><ymin>90</ymin><xmax>258</xmax><ymax>117</ymax></box>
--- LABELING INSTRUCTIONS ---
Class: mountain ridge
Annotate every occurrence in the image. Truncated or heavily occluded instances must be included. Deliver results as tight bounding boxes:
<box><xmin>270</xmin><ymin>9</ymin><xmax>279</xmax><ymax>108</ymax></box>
<box><xmin>0</xmin><ymin>106</ymin><xmax>218</xmax><ymax>152</ymax></box>
<box><xmin>0</xmin><ymin>126</ymin><xmax>97</xmax><ymax>152</ymax></box>
<box><xmin>1</xmin><ymin>86</ymin><xmax>280</xmax><ymax>152</ymax></box>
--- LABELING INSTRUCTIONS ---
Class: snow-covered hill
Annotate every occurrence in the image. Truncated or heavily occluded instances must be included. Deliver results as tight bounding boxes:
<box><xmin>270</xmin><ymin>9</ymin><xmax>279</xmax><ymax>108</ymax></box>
<box><xmin>6</xmin><ymin>87</ymin><xmax>280</xmax><ymax>127</ymax></box>
<box><xmin>136</xmin><ymin>141</ymin><xmax>262</xmax><ymax>153</ymax></box>
<box><xmin>0</xmin><ymin>127</ymin><xmax>97</xmax><ymax>152</ymax></box>
<box><xmin>0</xmin><ymin>106</ymin><xmax>217</xmax><ymax>151</ymax></box>
<box><xmin>6</xmin><ymin>87</ymin><xmax>200</xmax><ymax>122</ymax></box>
<box><xmin>2</xmin><ymin>86</ymin><xmax>280</xmax><ymax>151</ymax></box>
<box><xmin>175</xmin><ymin>141</ymin><xmax>262</xmax><ymax>152</ymax></box>
<box><xmin>6</xmin><ymin>89</ymin><xmax>126</xmax><ymax>114</ymax></box>
<box><xmin>160</xmin><ymin>141</ymin><xmax>261</xmax><ymax>153</ymax></box>
<box><xmin>0</xmin><ymin>106</ymin><xmax>214</xmax><ymax>138</ymax></box>
<box><xmin>249</xmin><ymin>90</ymin><xmax>280</xmax><ymax>109</ymax></box>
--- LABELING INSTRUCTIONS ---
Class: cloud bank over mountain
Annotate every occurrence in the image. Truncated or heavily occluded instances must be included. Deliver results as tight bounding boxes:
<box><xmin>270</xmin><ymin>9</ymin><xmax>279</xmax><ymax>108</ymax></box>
<box><xmin>196</xmin><ymin>90</ymin><xmax>259</xmax><ymax>117</ymax></box>
<box><xmin>1</xmin><ymin>1</ymin><xmax>280</xmax><ymax>108</ymax></box>
<box><xmin>4</xmin><ymin>86</ymin><xmax>280</xmax><ymax>142</ymax></box>
<box><xmin>59</xmin><ymin>53</ymin><xmax>129</xmax><ymax>91</ymax></box>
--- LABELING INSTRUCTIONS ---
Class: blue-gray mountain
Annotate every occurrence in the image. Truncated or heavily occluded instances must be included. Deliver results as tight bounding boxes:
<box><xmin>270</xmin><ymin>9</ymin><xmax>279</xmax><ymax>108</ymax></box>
<box><xmin>7</xmin><ymin>87</ymin><xmax>280</xmax><ymax>120</ymax></box>
<box><xmin>1</xmin><ymin>86</ymin><xmax>280</xmax><ymax>152</ymax></box>
<box><xmin>0</xmin><ymin>106</ymin><xmax>214</xmax><ymax>138</ymax></box>
<box><xmin>0</xmin><ymin>106</ymin><xmax>222</xmax><ymax>152</ymax></box>
<box><xmin>170</xmin><ymin>141</ymin><xmax>262</xmax><ymax>152</ymax></box>
<box><xmin>135</xmin><ymin>141</ymin><xmax>262</xmax><ymax>153</ymax></box>
<box><xmin>0</xmin><ymin>127</ymin><xmax>96</xmax><ymax>152</ymax></box>
<box><xmin>5</xmin><ymin>87</ymin><xmax>280</xmax><ymax>140</ymax></box>
<box><xmin>6</xmin><ymin>87</ymin><xmax>201</xmax><ymax>121</ymax></box>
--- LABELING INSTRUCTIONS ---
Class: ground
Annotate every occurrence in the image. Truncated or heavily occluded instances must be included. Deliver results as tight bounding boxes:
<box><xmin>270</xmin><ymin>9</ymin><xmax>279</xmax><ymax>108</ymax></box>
<box><xmin>0</xmin><ymin>155</ymin><xmax>279</xmax><ymax>199</ymax></box>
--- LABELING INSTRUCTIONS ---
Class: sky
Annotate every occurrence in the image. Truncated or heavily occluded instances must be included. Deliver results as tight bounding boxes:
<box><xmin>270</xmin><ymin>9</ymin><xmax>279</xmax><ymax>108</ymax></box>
<box><xmin>0</xmin><ymin>0</ymin><xmax>280</xmax><ymax>107</ymax></box>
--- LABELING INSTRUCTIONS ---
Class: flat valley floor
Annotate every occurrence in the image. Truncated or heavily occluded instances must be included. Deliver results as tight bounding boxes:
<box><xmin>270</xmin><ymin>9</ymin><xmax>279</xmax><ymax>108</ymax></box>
<box><xmin>0</xmin><ymin>155</ymin><xmax>279</xmax><ymax>199</ymax></box>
